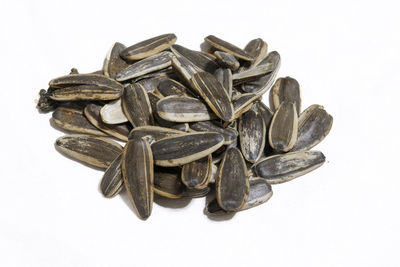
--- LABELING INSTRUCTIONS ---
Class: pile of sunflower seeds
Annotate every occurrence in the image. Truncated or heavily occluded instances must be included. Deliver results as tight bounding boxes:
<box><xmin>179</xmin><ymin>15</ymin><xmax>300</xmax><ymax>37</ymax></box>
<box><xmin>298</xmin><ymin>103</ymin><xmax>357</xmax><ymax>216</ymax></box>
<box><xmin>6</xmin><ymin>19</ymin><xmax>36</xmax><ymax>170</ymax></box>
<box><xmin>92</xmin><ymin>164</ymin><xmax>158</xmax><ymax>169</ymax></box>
<box><xmin>36</xmin><ymin>34</ymin><xmax>333</xmax><ymax>220</ymax></box>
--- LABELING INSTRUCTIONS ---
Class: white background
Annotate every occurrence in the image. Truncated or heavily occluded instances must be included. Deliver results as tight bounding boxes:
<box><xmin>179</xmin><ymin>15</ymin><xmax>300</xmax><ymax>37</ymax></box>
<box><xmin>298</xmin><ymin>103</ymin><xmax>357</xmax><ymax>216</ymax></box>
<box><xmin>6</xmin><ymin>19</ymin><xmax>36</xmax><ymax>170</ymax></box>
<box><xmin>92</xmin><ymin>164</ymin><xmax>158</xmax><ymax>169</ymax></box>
<box><xmin>1</xmin><ymin>0</ymin><xmax>399</xmax><ymax>266</ymax></box>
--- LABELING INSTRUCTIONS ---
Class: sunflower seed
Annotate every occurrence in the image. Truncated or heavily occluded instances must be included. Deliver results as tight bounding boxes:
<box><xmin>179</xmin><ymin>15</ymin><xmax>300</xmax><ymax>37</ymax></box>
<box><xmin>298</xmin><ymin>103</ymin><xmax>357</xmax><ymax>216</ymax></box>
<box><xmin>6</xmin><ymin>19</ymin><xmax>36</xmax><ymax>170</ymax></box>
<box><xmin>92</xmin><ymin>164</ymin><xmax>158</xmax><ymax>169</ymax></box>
<box><xmin>171</xmin><ymin>55</ymin><xmax>202</xmax><ymax>85</ymax></box>
<box><xmin>190</xmin><ymin>121</ymin><xmax>238</xmax><ymax>145</ymax></box>
<box><xmin>216</xmin><ymin>147</ymin><xmax>249</xmax><ymax>212</ymax></box>
<box><xmin>122</xmin><ymin>137</ymin><xmax>154</xmax><ymax>220</ymax></box>
<box><xmin>157</xmin><ymin>78</ymin><xmax>190</xmax><ymax>97</ymax></box>
<box><xmin>209</xmin><ymin>163</ymin><xmax>218</xmax><ymax>183</ymax></box>
<box><xmin>232</xmin><ymin>93</ymin><xmax>261</xmax><ymax>118</ymax></box>
<box><xmin>133</xmin><ymin>67</ymin><xmax>175</xmax><ymax>83</ymax></box>
<box><xmin>269</xmin><ymin>101</ymin><xmax>298</xmax><ymax>152</ymax></box>
<box><xmin>181</xmin><ymin>154</ymin><xmax>212</xmax><ymax>189</ymax></box>
<box><xmin>103</xmin><ymin>42</ymin><xmax>129</xmax><ymax>79</ymax></box>
<box><xmin>214</xmin><ymin>51</ymin><xmax>240</xmax><ymax>71</ymax></box>
<box><xmin>49</xmin><ymin>84</ymin><xmax>122</xmax><ymax>101</ymax></box>
<box><xmin>254</xmin><ymin>101</ymin><xmax>274</xmax><ymax>154</ymax></box>
<box><xmin>171</xmin><ymin>44</ymin><xmax>219</xmax><ymax>73</ymax></box>
<box><xmin>156</xmin><ymin>95</ymin><xmax>217</xmax><ymax>122</ymax></box>
<box><xmin>232</xmin><ymin>63</ymin><xmax>273</xmax><ymax>84</ymax></box>
<box><xmin>205</xmin><ymin>35</ymin><xmax>253</xmax><ymax>61</ymax></box>
<box><xmin>241</xmin><ymin>51</ymin><xmax>280</xmax><ymax>95</ymax></box>
<box><xmin>49</xmin><ymin>73</ymin><xmax>124</xmax><ymax>91</ymax></box>
<box><xmin>51</xmin><ymin>107</ymin><xmax>107</xmax><ymax>136</ymax></box>
<box><xmin>84</xmin><ymin>103</ymin><xmax>130</xmax><ymax>141</ymax></box>
<box><xmin>100</xmin><ymin>99</ymin><xmax>128</xmax><ymax>124</ymax></box>
<box><xmin>128</xmin><ymin>125</ymin><xmax>185</xmax><ymax>141</ymax></box>
<box><xmin>100</xmin><ymin>153</ymin><xmax>123</xmax><ymax>198</ymax></box>
<box><xmin>243</xmin><ymin>38</ymin><xmax>268</xmax><ymax>67</ymax></box>
<box><xmin>269</xmin><ymin>77</ymin><xmax>301</xmax><ymax>114</ymax></box>
<box><xmin>153</xmin><ymin>170</ymin><xmax>185</xmax><ymax>199</ymax></box>
<box><xmin>182</xmin><ymin>186</ymin><xmax>211</xmax><ymax>198</ymax></box>
<box><xmin>122</xmin><ymin>83</ymin><xmax>154</xmax><ymax>127</ymax></box>
<box><xmin>137</xmin><ymin>76</ymin><xmax>166</xmax><ymax>93</ymax></box>
<box><xmin>214</xmin><ymin>68</ymin><xmax>233</xmax><ymax>100</ymax></box>
<box><xmin>151</xmin><ymin>132</ymin><xmax>224</xmax><ymax>167</ymax></box>
<box><xmin>147</xmin><ymin>92</ymin><xmax>177</xmax><ymax>127</ymax></box>
<box><xmin>120</xmin><ymin>34</ymin><xmax>176</xmax><ymax>61</ymax></box>
<box><xmin>55</xmin><ymin>134</ymin><xmax>123</xmax><ymax>169</ymax></box>
<box><xmin>252</xmin><ymin>150</ymin><xmax>325</xmax><ymax>184</ymax></box>
<box><xmin>171</xmin><ymin>123</ymin><xmax>189</xmax><ymax>132</ymax></box>
<box><xmin>292</xmin><ymin>105</ymin><xmax>333</xmax><ymax>151</ymax></box>
<box><xmin>116</xmin><ymin>51</ymin><xmax>173</xmax><ymax>82</ymax></box>
<box><xmin>239</xmin><ymin>104</ymin><xmax>266</xmax><ymax>163</ymax></box>
<box><xmin>190</xmin><ymin>72</ymin><xmax>234</xmax><ymax>121</ymax></box>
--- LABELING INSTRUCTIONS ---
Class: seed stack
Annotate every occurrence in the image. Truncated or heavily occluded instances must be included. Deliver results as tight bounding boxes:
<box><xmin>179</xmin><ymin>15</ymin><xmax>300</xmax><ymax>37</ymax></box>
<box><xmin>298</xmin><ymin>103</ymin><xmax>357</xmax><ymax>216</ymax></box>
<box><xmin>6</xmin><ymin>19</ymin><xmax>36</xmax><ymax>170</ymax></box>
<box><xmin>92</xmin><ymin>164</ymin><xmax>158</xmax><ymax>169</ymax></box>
<box><xmin>37</xmin><ymin>34</ymin><xmax>333</xmax><ymax>220</ymax></box>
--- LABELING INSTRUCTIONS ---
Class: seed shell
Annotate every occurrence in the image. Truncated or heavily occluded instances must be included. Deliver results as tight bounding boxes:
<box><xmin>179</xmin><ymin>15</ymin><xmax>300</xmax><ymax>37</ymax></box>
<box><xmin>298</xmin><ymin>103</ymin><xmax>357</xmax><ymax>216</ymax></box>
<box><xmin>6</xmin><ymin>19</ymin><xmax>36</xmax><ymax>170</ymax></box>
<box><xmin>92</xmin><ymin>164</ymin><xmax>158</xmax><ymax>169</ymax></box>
<box><xmin>157</xmin><ymin>78</ymin><xmax>190</xmax><ymax>97</ymax></box>
<box><xmin>232</xmin><ymin>93</ymin><xmax>261</xmax><ymax>119</ymax></box>
<box><xmin>122</xmin><ymin>137</ymin><xmax>154</xmax><ymax>220</ymax></box>
<box><xmin>100</xmin><ymin>99</ymin><xmax>128</xmax><ymax>124</ymax></box>
<box><xmin>147</xmin><ymin>92</ymin><xmax>177</xmax><ymax>127</ymax></box>
<box><xmin>214</xmin><ymin>51</ymin><xmax>240</xmax><ymax>71</ymax></box>
<box><xmin>205</xmin><ymin>35</ymin><xmax>253</xmax><ymax>61</ymax></box>
<box><xmin>171</xmin><ymin>55</ymin><xmax>202</xmax><ymax>85</ymax></box>
<box><xmin>232</xmin><ymin>63</ymin><xmax>273</xmax><ymax>84</ymax></box>
<box><xmin>153</xmin><ymin>170</ymin><xmax>185</xmax><ymax>199</ymax></box>
<box><xmin>216</xmin><ymin>147</ymin><xmax>249</xmax><ymax>212</ymax></box>
<box><xmin>269</xmin><ymin>76</ymin><xmax>301</xmax><ymax>114</ymax></box>
<box><xmin>190</xmin><ymin>121</ymin><xmax>238</xmax><ymax>145</ymax></box>
<box><xmin>181</xmin><ymin>154</ymin><xmax>212</xmax><ymax>189</ymax></box>
<box><xmin>122</xmin><ymin>83</ymin><xmax>154</xmax><ymax>127</ymax></box>
<box><xmin>269</xmin><ymin>101</ymin><xmax>298</xmax><ymax>152</ymax></box>
<box><xmin>103</xmin><ymin>42</ymin><xmax>129</xmax><ymax>79</ymax></box>
<box><xmin>100</xmin><ymin>153</ymin><xmax>123</xmax><ymax>198</ymax></box>
<box><xmin>49</xmin><ymin>84</ymin><xmax>122</xmax><ymax>101</ymax></box>
<box><xmin>128</xmin><ymin>125</ymin><xmax>185</xmax><ymax>141</ymax></box>
<box><xmin>243</xmin><ymin>38</ymin><xmax>268</xmax><ymax>67</ymax></box>
<box><xmin>214</xmin><ymin>68</ymin><xmax>233</xmax><ymax>100</ymax></box>
<box><xmin>253</xmin><ymin>150</ymin><xmax>325</xmax><ymax>184</ymax></box>
<box><xmin>49</xmin><ymin>73</ymin><xmax>124</xmax><ymax>91</ymax></box>
<box><xmin>171</xmin><ymin>44</ymin><xmax>219</xmax><ymax>73</ymax></box>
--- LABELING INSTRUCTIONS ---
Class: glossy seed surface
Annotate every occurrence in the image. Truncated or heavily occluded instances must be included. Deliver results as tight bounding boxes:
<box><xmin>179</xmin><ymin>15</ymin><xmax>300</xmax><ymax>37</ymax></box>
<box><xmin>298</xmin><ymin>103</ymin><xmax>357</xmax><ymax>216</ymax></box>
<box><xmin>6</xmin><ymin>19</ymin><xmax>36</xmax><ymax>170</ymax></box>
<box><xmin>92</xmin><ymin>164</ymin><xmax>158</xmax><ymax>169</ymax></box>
<box><xmin>100</xmin><ymin>154</ymin><xmax>123</xmax><ymax>198</ymax></box>
<box><xmin>269</xmin><ymin>102</ymin><xmax>298</xmax><ymax>152</ymax></box>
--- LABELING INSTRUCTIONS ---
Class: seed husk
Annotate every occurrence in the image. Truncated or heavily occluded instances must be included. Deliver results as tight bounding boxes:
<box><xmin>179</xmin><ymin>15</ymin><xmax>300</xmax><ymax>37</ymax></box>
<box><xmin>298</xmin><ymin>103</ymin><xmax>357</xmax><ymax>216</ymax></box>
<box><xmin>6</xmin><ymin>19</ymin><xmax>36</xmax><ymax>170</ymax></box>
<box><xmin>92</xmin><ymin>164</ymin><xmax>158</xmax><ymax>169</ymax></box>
<box><xmin>241</xmin><ymin>51</ymin><xmax>280</xmax><ymax>95</ymax></box>
<box><xmin>49</xmin><ymin>84</ymin><xmax>122</xmax><ymax>101</ymax></box>
<box><xmin>216</xmin><ymin>147</ymin><xmax>249</xmax><ymax>212</ymax></box>
<box><xmin>171</xmin><ymin>44</ymin><xmax>219</xmax><ymax>73</ymax></box>
<box><xmin>147</xmin><ymin>92</ymin><xmax>177</xmax><ymax>127</ymax></box>
<box><xmin>120</xmin><ymin>33</ymin><xmax>177</xmax><ymax>61</ymax></box>
<box><xmin>100</xmin><ymin>153</ymin><xmax>123</xmax><ymax>198</ymax></box>
<box><xmin>254</xmin><ymin>101</ymin><xmax>274</xmax><ymax>154</ymax></box>
<box><xmin>157</xmin><ymin>78</ymin><xmax>190</xmax><ymax>97</ymax></box>
<box><xmin>292</xmin><ymin>105</ymin><xmax>333</xmax><ymax>151</ymax></box>
<box><xmin>233</xmin><ymin>63</ymin><xmax>273</xmax><ymax>84</ymax></box>
<box><xmin>122</xmin><ymin>83</ymin><xmax>154</xmax><ymax>127</ymax></box>
<box><xmin>100</xmin><ymin>99</ymin><xmax>128</xmax><ymax>124</ymax></box>
<box><xmin>49</xmin><ymin>73</ymin><xmax>124</xmax><ymax>91</ymax></box>
<box><xmin>190</xmin><ymin>121</ymin><xmax>238</xmax><ymax>145</ymax></box>
<box><xmin>181</xmin><ymin>154</ymin><xmax>212</xmax><ymax>189</ymax></box>
<box><xmin>182</xmin><ymin>186</ymin><xmax>210</xmax><ymax>198</ymax></box>
<box><xmin>153</xmin><ymin>170</ymin><xmax>185</xmax><ymax>199</ymax></box>
<box><xmin>157</xmin><ymin>95</ymin><xmax>217</xmax><ymax>122</ymax></box>
<box><xmin>137</xmin><ymin>76</ymin><xmax>166</xmax><ymax>93</ymax></box>
<box><xmin>51</xmin><ymin>107</ymin><xmax>107</xmax><ymax>136</ymax></box>
<box><xmin>84</xmin><ymin>103</ymin><xmax>130</xmax><ymax>141</ymax></box>
<box><xmin>214</xmin><ymin>51</ymin><xmax>240</xmax><ymax>71</ymax></box>
<box><xmin>151</xmin><ymin>132</ymin><xmax>224</xmax><ymax>167</ymax></box>
<box><xmin>103</xmin><ymin>42</ymin><xmax>129</xmax><ymax>79</ymax></box>
<box><xmin>55</xmin><ymin>134</ymin><xmax>123</xmax><ymax>169</ymax></box>
<box><xmin>128</xmin><ymin>125</ymin><xmax>185</xmax><ymax>141</ymax></box>
<box><xmin>133</xmin><ymin>67</ymin><xmax>175</xmax><ymax>83</ymax></box>
<box><xmin>214</xmin><ymin>68</ymin><xmax>233</xmax><ymax>100</ymax></box>
<box><xmin>269</xmin><ymin>101</ymin><xmax>298</xmax><ymax>152</ymax></box>
<box><xmin>269</xmin><ymin>77</ymin><xmax>301</xmax><ymax>114</ymax></box>
<box><xmin>204</xmin><ymin>35</ymin><xmax>253</xmax><ymax>61</ymax></box>
<box><xmin>171</xmin><ymin>54</ymin><xmax>202</xmax><ymax>85</ymax></box>
<box><xmin>252</xmin><ymin>150</ymin><xmax>325</xmax><ymax>184</ymax></box>
<box><xmin>122</xmin><ymin>137</ymin><xmax>154</xmax><ymax>220</ymax></box>
<box><xmin>239</xmin><ymin>104</ymin><xmax>266</xmax><ymax>163</ymax></box>
<box><xmin>243</xmin><ymin>38</ymin><xmax>268</xmax><ymax>67</ymax></box>
<box><xmin>116</xmin><ymin>51</ymin><xmax>173</xmax><ymax>82</ymax></box>
<box><xmin>232</xmin><ymin>93</ymin><xmax>261</xmax><ymax>119</ymax></box>
<box><xmin>190</xmin><ymin>72</ymin><xmax>234</xmax><ymax>122</ymax></box>
<box><xmin>171</xmin><ymin>123</ymin><xmax>189</xmax><ymax>132</ymax></box>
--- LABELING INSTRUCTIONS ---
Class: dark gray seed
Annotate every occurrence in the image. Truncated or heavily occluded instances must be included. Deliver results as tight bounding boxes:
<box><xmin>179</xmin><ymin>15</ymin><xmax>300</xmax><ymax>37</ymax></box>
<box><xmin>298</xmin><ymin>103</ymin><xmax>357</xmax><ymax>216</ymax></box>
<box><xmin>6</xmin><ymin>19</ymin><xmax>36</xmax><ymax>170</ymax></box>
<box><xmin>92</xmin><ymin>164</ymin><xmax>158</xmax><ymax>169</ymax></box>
<box><xmin>190</xmin><ymin>121</ymin><xmax>238</xmax><ymax>145</ymax></box>
<box><xmin>157</xmin><ymin>78</ymin><xmax>190</xmax><ymax>97</ymax></box>
<box><xmin>254</xmin><ymin>101</ymin><xmax>274</xmax><ymax>154</ymax></box>
<box><xmin>122</xmin><ymin>137</ymin><xmax>154</xmax><ymax>220</ymax></box>
<box><xmin>120</xmin><ymin>33</ymin><xmax>177</xmax><ymax>61</ymax></box>
<box><xmin>133</xmin><ymin>67</ymin><xmax>175</xmax><ymax>83</ymax></box>
<box><xmin>137</xmin><ymin>76</ymin><xmax>166</xmax><ymax>93</ymax></box>
<box><xmin>157</xmin><ymin>95</ymin><xmax>217</xmax><ymax>122</ymax></box>
<box><xmin>182</xmin><ymin>186</ymin><xmax>211</xmax><ymax>198</ymax></box>
<box><xmin>269</xmin><ymin>102</ymin><xmax>298</xmax><ymax>152</ymax></box>
<box><xmin>55</xmin><ymin>134</ymin><xmax>123</xmax><ymax>169</ymax></box>
<box><xmin>269</xmin><ymin>77</ymin><xmax>301</xmax><ymax>114</ymax></box>
<box><xmin>239</xmin><ymin>105</ymin><xmax>266</xmax><ymax>163</ymax></box>
<box><xmin>128</xmin><ymin>125</ymin><xmax>185</xmax><ymax>141</ymax></box>
<box><xmin>292</xmin><ymin>105</ymin><xmax>333</xmax><ymax>151</ymax></box>
<box><xmin>171</xmin><ymin>55</ymin><xmax>202</xmax><ymax>85</ymax></box>
<box><xmin>241</xmin><ymin>51</ymin><xmax>281</xmax><ymax>95</ymax></box>
<box><xmin>253</xmin><ymin>150</ymin><xmax>326</xmax><ymax>184</ymax></box>
<box><xmin>153</xmin><ymin>171</ymin><xmax>185</xmax><ymax>199</ymax></box>
<box><xmin>216</xmin><ymin>147</ymin><xmax>249</xmax><ymax>212</ymax></box>
<box><xmin>181</xmin><ymin>154</ymin><xmax>212</xmax><ymax>189</ymax></box>
<box><xmin>49</xmin><ymin>74</ymin><xmax>124</xmax><ymax>91</ymax></box>
<box><xmin>100</xmin><ymin>153</ymin><xmax>123</xmax><ymax>198</ymax></box>
<box><xmin>232</xmin><ymin>63</ymin><xmax>274</xmax><ymax>84</ymax></box>
<box><xmin>51</xmin><ymin>107</ymin><xmax>107</xmax><ymax>136</ymax></box>
<box><xmin>232</xmin><ymin>93</ymin><xmax>261</xmax><ymax>119</ymax></box>
<box><xmin>151</xmin><ymin>132</ymin><xmax>224</xmax><ymax>167</ymax></box>
<box><xmin>171</xmin><ymin>44</ymin><xmax>219</xmax><ymax>73</ymax></box>
<box><xmin>116</xmin><ymin>51</ymin><xmax>173</xmax><ymax>82</ymax></box>
<box><xmin>49</xmin><ymin>84</ymin><xmax>122</xmax><ymax>101</ymax></box>
<box><xmin>100</xmin><ymin>99</ymin><xmax>128</xmax><ymax>124</ymax></box>
<box><xmin>147</xmin><ymin>92</ymin><xmax>177</xmax><ymax>127</ymax></box>
<box><xmin>122</xmin><ymin>83</ymin><xmax>154</xmax><ymax>127</ymax></box>
<box><xmin>171</xmin><ymin>123</ymin><xmax>189</xmax><ymax>132</ymax></box>
<box><xmin>214</xmin><ymin>68</ymin><xmax>232</xmax><ymax>100</ymax></box>
<box><xmin>204</xmin><ymin>35</ymin><xmax>253</xmax><ymax>61</ymax></box>
<box><xmin>84</xmin><ymin>103</ymin><xmax>130</xmax><ymax>141</ymax></box>
<box><xmin>243</xmin><ymin>38</ymin><xmax>268</xmax><ymax>67</ymax></box>
<box><xmin>214</xmin><ymin>51</ymin><xmax>240</xmax><ymax>71</ymax></box>
<box><xmin>103</xmin><ymin>42</ymin><xmax>129</xmax><ymax>79</ymax></box>
<box><xmin>190</xmin><ymin>72</ymin><xmax>234</xmax><ymax>122</ymax></box>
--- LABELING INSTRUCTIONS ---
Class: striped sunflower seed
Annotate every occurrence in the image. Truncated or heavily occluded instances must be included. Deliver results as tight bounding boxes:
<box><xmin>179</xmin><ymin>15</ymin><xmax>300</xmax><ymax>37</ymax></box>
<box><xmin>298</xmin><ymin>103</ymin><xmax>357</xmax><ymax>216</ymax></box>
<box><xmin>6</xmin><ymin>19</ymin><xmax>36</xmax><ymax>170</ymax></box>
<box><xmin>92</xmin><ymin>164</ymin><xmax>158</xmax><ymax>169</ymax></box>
<box><xmin>157</xmin><ymin>78</ymin><xmax>190</xmax><ymax>97</ymax></box>
<box><xmin>205</xmin><ymin>35</ymin><xmax>253</xmax><ymax>61</ymax></box>
<box><xmin>214</xmin><ymin>51</ymin><xmax>240</xmax><ymax>71</ymax></box>
<box><xmin>103</xmin><ymin>42</ymin><xmax>129</xmax><ymax>79</ymax></box>
<box><xmin>100</xmin><ymin>99</ymin><xmax>128</xmax><ymax>124</ymax></box>
<box><xmin>171</xmin><ymin>54</ymin><xmax>202</xmax><ymax>86</ymax></box>
<box><xmin>232</xmin><ymin>93</ymin><xmax>261</xmax><ymax>119</ymax></box>
<box><xmin>182</xmin><ymin>186</ymin><xmax>211</xmax><ymax>198</ymax></box>
<box><xmin>49</xmin><ymin>84</ymin><xmax>122</xmax><ymax>101</ymax></box>
<box><xmin>122</xmin><ymin>137</ymin><xmax>154</xmax><ymax>220</ymax></box>
<box><xmin>100</xmin><ymin>153</ymin><xmax>123</xmax><ymax>198</ymax></box>
<box><xmin>181</xmin><ymin>154</ymin><xmax>212</xmax><ymax>189</ymax></box>
<box><xmin>49</xmin><ymin>73</ymin><xmax>124</xmax><ymax>91</ymax></box>
<box><xmin>147</xmin><ymin>92</ymin><xmax>177</xmax><ymax>128</ymax></box>
<box><xmin>232</xmin><ymin>63</ymin><xmax>274</xmax><ymax>84</ymax></box>
<box><xmin>151</xmin><ymin>132</ymin><xmax>224</xmax><ymax>167</ymax></box>
<box><xmin>214</xmin><ymin>68</ymin><xmax>233</xmax><ymax>100</ymax></box>
<box><xmin>55</xmin><ymin>134</ymin><xmax>123</xmax><ymax>169</ymax></box>
<box><xmin>120</xmin><ymin>33</ymin><xmax>177</xmax><ymax>61</ymax></box>
<box><xmin>171</xmin><ymin>44</ymin><xmax>219</xmax><ymax>73</ymax></box>
<box><xmin>153</xmin><ymin>169</ymin><xmax>185</xmax><ymax>199</ymax></box>
<box><xmin>122</xmin><ymin>83</ymin><xmax>154</xmax><ymax>127</ymax></box>
<box><xmin>243</xmin><ymin>38</ymin><xmax>268</xmax><ymax>67</ymax></box>
<box><xmin>216</xmin><ymin>147</ymin><xmax>249</xmax><ymax>212</ymax></box>
<box><xmin>252</xmin><ymin>150</ymin><xmax>325</xmax><ymax>184</ymax></box>
<box><xmin>269</xmin><ymin>76</ymin><xmax>301</xmax><ymax>114</ymax></box>
<box><xmin>190</xmin><ymin>121</ymin><xmax>238</xmax><ymax>145</ymax></box>
<box><xmin>128</xmin><ymin>125</ymin><xmax>185</xmax><ymax>141</ymax></box>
